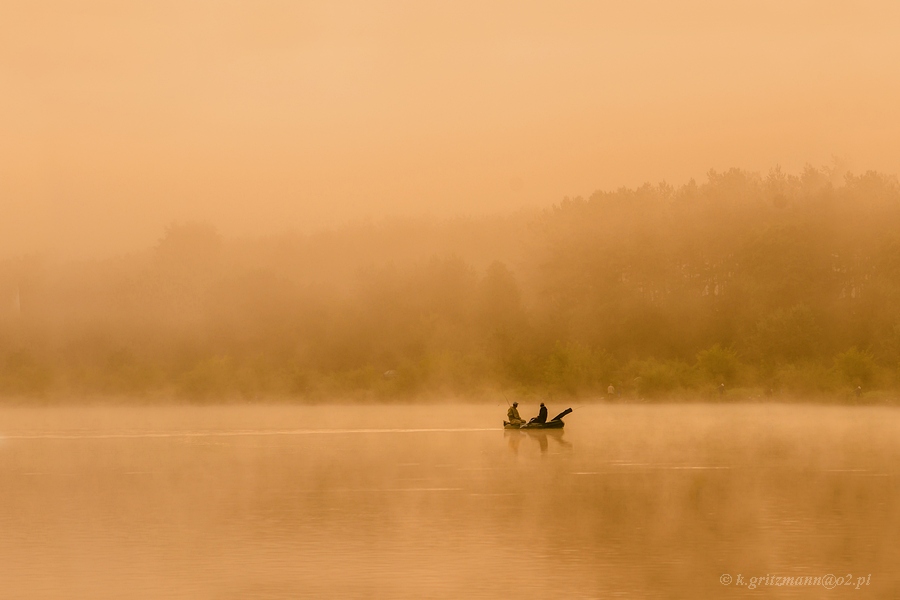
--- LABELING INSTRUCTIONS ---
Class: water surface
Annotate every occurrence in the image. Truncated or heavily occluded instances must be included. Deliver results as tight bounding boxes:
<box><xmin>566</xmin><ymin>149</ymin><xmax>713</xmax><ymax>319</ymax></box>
<box><xmin>1</xmin><ymin>403</ymin><xmax>898</xmax><ymax>598</ymax></box>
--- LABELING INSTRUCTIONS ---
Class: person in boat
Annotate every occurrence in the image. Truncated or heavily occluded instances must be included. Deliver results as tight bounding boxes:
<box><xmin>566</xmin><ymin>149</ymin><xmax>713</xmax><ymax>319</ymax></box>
<box><xmin>507</xmin><ymin>402</ymin><xmax>525</xmax><ymax>426</ymax></box>
<box><xmin>529</xmin><ymin>402</ymin><xmax>548</xmax><ymax>425</ymax></box>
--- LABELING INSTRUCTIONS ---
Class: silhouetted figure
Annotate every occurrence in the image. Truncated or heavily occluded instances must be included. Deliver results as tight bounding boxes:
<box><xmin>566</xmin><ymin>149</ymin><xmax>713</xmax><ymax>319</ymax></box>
<box><xmin>529</xmin><ymin>402</ymin><xmax>548</xmax><ymax>424</ymax></box>
<box><xmin>506</xmin><ymin>402</ymin><xmax>524</xmax><ymax>426</ymax></box>
<box><xmin>718</xmin><ymin>383</ymin><xmax>725</xmax><ymax>396</ymax></box>
<box><xmin>607</xmin><ymin>384</ymin><xmax>615</xmax><ymax>397</ymax></box>
<box><xmin>855</xmin><ymin>385</ymin><xmax>862</xmax><ymax>398</ymax></box>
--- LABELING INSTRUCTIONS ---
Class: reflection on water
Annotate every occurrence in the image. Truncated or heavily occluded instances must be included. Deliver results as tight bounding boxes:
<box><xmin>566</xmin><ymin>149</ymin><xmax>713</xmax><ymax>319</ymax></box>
<box><xmin>1</xmin><ymin>403</ymin><xmax>899</xmax><ymax>599</ymax></box>
<box><xmin>505</xmin><ymin>429</ymin><xmax>572</xmax><ymax>454</ymax></box>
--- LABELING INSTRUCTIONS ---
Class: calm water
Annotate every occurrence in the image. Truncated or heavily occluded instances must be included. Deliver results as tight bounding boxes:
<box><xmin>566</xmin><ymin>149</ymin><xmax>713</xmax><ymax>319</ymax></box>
<box><xmin>1</xmin><ymin>403</ymin><xmax>898</xmax><ymax>599</ymax></box>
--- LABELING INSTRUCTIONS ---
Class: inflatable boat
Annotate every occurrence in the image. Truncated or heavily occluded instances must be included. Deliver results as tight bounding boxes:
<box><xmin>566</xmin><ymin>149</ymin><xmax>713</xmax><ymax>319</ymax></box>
<box><xmin>503</xmin><ymin>407</ymin><xmax>572</xmax><ymax>430</ymax></box>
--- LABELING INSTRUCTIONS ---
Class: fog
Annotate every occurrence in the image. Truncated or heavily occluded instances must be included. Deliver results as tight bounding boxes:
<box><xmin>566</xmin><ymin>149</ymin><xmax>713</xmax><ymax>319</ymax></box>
<box><xmin>3</xmin><ymin>168</ymin><xmax>900</xmax><ymax>401</ymax></box>
<box><xmin>3</xmin><ymin>5</ymin><xmax>900</xmax><ymax>598</ymax></box>
<box><xmin>4</xmin><ymin>1</ymin><xmax>900</xmax><ymax>257</ymax></box>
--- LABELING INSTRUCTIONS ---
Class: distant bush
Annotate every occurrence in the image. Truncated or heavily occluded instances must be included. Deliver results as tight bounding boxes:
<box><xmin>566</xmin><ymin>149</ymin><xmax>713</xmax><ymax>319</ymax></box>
<box><xmin>628</xmin><ymin>359</ymin><xmax>692</xmax><ymax>397</ymax></box>
<box><xmin>696</xmin><ymin>344</ymin><xmax>739</xmax><ymax>383</ymax></box>
<box><xmin>177</xmin><ymin>356</ymin><xmax>235</xmax><ymax>401</ymax></box>
<box><xmin>0</xmin><ymin>350</ymin><xmax>53</xmax><ymax>395</ymax></box>
<box><xmin>541</xmin><ymin>342</ymin><xmax>613</xmax><ymax>393</ymax></box>
<box><xmin>833</xmin><ymin>347</ymin><xmax>876</xmax><ymax>386</ymax></box>
<box><xmin>771</xmin><ymin>362</ymin><xmax>837</xmax><ymax>395</ymax></box>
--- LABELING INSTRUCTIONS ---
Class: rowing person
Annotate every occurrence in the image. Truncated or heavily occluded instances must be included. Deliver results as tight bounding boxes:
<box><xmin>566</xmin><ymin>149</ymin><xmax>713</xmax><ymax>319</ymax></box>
<box><xmin>529</xmin><ymin>402</ymin><xmax>548</xmax><ymax>425</ymax></box>
<box><xmin>507</xmin><ymin>401</ymin><xmax>525</xmax><ymax>426</ymax></box>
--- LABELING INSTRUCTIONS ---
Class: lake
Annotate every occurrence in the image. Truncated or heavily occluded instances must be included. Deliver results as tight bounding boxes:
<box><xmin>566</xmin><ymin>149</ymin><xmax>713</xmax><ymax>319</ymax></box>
<box><xmin>1</xmin><ymin>403</ymin><xmax>898</xmax><ymax>599</ymax></box>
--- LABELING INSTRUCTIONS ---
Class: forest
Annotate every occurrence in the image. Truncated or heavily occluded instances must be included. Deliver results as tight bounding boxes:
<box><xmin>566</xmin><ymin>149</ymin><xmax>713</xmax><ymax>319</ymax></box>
<box><xmin>2</xmin><ymin>166</ymin><xmax>900</xmax><ymax>402</ymax></box>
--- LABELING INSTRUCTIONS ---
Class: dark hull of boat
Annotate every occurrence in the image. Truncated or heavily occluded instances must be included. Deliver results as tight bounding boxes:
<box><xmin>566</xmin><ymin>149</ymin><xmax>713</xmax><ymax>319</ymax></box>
<box><xmin>503</xmin><ymin>420</ymin><xmax>565</xmax><ymax>430</ymax></box>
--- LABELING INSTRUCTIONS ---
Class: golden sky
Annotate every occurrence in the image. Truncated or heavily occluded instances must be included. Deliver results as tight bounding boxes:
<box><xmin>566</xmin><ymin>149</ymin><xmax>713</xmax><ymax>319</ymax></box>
<box><xmin>3</xmin><ymin>0</ymin><xmax>899</xmax><ymax>257</ymax></box>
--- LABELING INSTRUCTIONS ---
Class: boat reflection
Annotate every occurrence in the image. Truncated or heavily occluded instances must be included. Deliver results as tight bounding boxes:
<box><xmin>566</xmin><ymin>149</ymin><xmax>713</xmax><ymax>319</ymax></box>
<box><xmin>505</xmin><ymin>428</ymin><xmax>572</xmax><ymax>454</ymax></box>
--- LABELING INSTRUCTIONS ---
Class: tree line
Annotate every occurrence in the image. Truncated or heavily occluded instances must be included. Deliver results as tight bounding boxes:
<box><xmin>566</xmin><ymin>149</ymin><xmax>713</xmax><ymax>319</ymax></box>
<box><xmin>2</xmin><ymin>166</ymin><xmax>899</xmax><ymax>401</ymax></box>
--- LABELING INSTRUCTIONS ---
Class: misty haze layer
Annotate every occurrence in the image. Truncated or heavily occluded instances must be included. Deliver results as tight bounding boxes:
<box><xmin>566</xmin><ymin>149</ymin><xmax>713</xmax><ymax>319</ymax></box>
<box><xmin>3</xmin><ymin>1</ymin><xmax>900</xmax><ymax>256</ymax></box>
<box><xmin>1</xmin><ymin>167</ymin><xmax>899</xmax><ymax>401</ymax></box>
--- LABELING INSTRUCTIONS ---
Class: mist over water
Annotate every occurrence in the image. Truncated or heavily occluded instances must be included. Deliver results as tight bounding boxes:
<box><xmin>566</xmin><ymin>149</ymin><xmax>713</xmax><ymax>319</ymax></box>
<box><xmin>5</xmin><ymin>3</ymin><xmax>900</xmax><ymax>596</ymax></box>
<box><xmin>5</xmin><ymin>169</ymin><xmax>900</xmax><ymax>402</ymax></box>
<box><xmin>2</xmin><ymin>403</ymin><xmax>897</xmax><ymax>599</ymax></box>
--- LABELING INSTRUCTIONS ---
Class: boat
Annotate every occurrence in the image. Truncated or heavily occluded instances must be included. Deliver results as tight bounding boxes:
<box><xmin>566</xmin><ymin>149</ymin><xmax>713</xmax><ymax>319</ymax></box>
<box><xmin>503</xmin><ymin>419</ymin><xmax>565</xmax><ymax>430</ymax></box>
<box><xmin>503</xmin><ymin>407</ymin><xmax>572</xmax><ymax>430</ymax></box>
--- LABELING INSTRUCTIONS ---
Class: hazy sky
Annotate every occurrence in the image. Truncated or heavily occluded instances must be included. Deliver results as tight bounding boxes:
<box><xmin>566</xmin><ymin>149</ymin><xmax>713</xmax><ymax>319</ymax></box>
<box><xmin>3</xmin><ymin>0</ymin><xmax>899</xmax><ymax>257</ymax></box>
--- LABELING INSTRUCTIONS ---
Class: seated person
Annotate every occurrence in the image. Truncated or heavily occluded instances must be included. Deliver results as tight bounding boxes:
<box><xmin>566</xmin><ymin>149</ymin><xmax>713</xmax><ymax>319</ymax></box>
<box><xmin>529</xmin><ymin>402</ymin><xmax>548</xmax><ymax>424</ymax></box>
<box><xmin>506</xmin><ymin>402</ymin><xmax>525</xmax><ymax>425</ymax></box>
